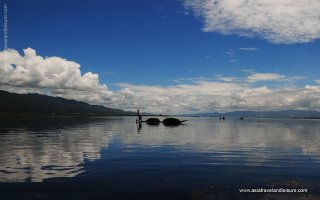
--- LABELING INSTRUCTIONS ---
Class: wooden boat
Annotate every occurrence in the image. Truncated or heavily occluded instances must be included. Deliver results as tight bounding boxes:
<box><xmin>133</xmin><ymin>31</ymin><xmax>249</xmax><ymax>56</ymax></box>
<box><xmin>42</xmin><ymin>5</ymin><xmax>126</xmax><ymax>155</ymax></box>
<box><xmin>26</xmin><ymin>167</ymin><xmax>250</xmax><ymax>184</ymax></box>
<box><xmin>146</xmin><ymin>118</ymin><xmax>161</xmax><ymax>125</ymax></box>
<box><xmin>136</xmin><ymin>117</ymin><xmax>187</xmax><ymax>126</ymax></box>
<box><xmin>162</xmin><ymin>118</ymin><xmax>187</xmax><ymax>126</ymax></box>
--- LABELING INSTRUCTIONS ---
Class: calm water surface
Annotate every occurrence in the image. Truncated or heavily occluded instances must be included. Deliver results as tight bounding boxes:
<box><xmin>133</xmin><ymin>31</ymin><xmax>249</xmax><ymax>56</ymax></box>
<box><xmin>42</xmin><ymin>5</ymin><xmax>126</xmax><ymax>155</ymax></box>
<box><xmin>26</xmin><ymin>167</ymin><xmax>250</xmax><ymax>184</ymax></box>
<box><xmin>1</xmin><ymin>116</ymin><xmax>320</xmax><ymax>199</ymax></box>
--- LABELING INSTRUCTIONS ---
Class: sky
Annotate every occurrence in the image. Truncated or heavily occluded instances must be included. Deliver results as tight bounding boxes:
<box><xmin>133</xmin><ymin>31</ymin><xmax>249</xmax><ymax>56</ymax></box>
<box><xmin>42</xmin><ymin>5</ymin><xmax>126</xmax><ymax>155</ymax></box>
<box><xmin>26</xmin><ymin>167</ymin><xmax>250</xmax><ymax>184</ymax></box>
<box><xmin>1</xmin><ymin>0</ymin><xmax>320</xmax><ymax>114</ymax></box>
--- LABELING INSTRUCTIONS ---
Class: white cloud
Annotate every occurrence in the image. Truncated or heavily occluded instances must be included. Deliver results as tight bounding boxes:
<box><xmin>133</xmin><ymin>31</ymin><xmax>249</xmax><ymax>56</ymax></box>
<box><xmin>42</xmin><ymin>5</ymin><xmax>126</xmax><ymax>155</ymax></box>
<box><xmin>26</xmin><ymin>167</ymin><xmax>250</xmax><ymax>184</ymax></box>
<box><xmin>0</xmin><ymin>48</ymin><xmax>108</xmax><ymax>92</ymax></box>
<box><xmin>0</xmin><ymin>48</ymin><xmax>113</xmax><ymax>105</ymax></box>
<box><xmin>225</xmin><ymin>49</ymin><xmax>234</xmax><ymax>57</ymax></box>
<box><xmin>116</xmin><ymin>78</ymin><xmax>320</xmax><ymax>113</ymax></box>
<box><xmin>305</xmin><ymin>85</ymin><xmax>320</xmax><ymax>91</ymax></box>
<box><xmin>0</xmin><ymin>48</ymin><xmax>319</xmax><ymax>114</ymax></box>
<box><xmin>184</xmin><ymin>0</ymin><xmax>320</xmax><ymax>44</ymax></box>
<box><xmin>215</xmin><ymin>75</ymin><xmax>239</xmax><ymax>82</ymax></box>
<box><xmin>169</xmin><ymin>76</ymin><xmax>210</xmax><ymax>83</ymax></box>
<box><xmin>247</xmin><ymin>72</ymin><xmax>285</xmax><ymax>82</ymax></box>
<box><xmin>239</xmin><ymin>47</ymin><xmax>259</xmax><ymax>51</ymax></box>
<box><xmin>246</xmin><ymin>72</ymin><xmax>305</xmax><ymax>83</ymax></box>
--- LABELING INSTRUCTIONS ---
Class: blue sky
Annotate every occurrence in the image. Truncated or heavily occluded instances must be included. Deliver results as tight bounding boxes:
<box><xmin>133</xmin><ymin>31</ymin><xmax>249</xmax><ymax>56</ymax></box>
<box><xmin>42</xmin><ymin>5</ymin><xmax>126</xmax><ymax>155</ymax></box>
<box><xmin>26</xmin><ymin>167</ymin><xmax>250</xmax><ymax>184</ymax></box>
<box><xmin>1</xmin><ymin>0</ymin><xmax>320</xmax><ymax>113</ymax></box>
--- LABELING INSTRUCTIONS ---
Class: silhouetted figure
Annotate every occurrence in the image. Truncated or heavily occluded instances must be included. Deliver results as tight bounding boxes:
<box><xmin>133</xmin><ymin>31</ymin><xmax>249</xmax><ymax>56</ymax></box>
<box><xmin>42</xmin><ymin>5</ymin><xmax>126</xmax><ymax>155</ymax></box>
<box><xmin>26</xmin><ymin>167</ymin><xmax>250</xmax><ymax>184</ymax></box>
<box><xmin>137</xmin><ymin>110</ymin><xmax>142</xmax><ymax>122</ymax></box>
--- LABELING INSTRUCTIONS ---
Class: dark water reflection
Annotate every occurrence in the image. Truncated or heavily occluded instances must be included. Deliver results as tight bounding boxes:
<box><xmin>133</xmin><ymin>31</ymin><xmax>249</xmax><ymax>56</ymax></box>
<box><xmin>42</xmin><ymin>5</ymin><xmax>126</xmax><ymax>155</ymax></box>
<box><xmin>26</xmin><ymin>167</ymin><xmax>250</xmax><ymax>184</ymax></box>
<box><xmin>1</xmin><ymin>116</ymin><xmax>320</xmax><ymax>199</ymax></box>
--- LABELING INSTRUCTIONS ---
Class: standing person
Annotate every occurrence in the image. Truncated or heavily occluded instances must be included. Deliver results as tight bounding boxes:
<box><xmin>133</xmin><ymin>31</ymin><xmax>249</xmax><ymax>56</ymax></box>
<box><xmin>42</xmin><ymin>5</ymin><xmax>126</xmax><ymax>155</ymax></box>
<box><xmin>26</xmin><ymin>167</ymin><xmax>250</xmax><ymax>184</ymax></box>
<box><xmin>137</xmin><ymin>110</ymin><xmax>142</xmax><ymax>122</ymax></box>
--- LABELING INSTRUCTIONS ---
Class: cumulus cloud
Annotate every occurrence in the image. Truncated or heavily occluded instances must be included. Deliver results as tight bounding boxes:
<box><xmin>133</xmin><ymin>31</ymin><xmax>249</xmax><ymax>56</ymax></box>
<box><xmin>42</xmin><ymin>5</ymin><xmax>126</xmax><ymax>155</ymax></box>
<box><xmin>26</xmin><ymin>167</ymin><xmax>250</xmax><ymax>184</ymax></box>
<box><xmin>184</xmin><ymin>0</ymin><xmax>320</xmax><ymax>44</ymax></box>
<box><xmin>1</xmin><ymin>48</ymin><xmax>319</xmax><ymax>114</ymax></box>
<box><xmin>113</xmin><ymin>72</ymin><xmax>313</xmax><ymax>113</ymax></box>
<box><xmin>0</xmin><ymin>48</ymin><xmax>107</xmax><ymax>91</ymax></box>
<box><xmin>0</xmin><ymin>48</ymin><xmax>113</xmax><ymax>105</ymax></box>
<box><xmin>116</xmin><ymin>81</ymin><xmax>320</xmax><ymax>113</ymax></box>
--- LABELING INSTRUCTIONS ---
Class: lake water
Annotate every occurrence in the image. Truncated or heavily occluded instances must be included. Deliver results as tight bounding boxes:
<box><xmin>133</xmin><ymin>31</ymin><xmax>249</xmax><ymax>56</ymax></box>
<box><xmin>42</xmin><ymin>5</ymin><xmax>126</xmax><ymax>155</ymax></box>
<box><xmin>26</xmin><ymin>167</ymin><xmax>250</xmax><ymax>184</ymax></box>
<box><xmin>1</xmin><ymin>116</ymin><xmax>320</xmax><ymax>199</ymax></box>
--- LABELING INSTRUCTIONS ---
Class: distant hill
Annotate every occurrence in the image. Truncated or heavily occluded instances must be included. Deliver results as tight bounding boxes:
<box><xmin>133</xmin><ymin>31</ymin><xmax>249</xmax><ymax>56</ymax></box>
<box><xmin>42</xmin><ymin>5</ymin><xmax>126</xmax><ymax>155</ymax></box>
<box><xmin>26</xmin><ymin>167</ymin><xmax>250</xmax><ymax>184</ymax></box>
<box><xmin>181</xmin><ymin>110</ymin><xmax>320</xmax><ymax>119</ymax></box>
<box><xmin>0</xmin><ymin>90</ymin><xmax>135</xmax><ymax>116</ymax></box>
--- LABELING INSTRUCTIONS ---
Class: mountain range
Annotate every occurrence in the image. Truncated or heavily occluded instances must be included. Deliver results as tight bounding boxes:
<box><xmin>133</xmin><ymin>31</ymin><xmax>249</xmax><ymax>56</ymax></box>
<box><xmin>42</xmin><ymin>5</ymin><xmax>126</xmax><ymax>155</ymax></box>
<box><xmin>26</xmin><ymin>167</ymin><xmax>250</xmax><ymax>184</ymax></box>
<box><xmin>0</xmin><ymin>90</ymin><xmax>134</xmax><ymax>116</ymax></box>
<box><xmin>1</xmin><ymin>90</ymin><xmax>320</xmax><ymax>118</ymax></box>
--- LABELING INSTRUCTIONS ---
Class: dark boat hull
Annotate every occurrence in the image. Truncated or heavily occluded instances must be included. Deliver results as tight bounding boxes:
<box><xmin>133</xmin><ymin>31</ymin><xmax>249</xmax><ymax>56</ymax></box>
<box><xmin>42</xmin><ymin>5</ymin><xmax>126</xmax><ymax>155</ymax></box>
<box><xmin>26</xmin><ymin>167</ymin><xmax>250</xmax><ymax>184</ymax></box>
<box><xmin>146</xmin><ymin>118</ymin><xmax>161</xmax><ymax>125</ymax></box>
<box><xmin>136</xmin><ymin>117</ymin><xmax>187</xmax><ymax>126</ymax></box>
<box><xmin>162</xmin><ymin>118</ymin><xmax>185</xmax><ymax>126</ymax></box>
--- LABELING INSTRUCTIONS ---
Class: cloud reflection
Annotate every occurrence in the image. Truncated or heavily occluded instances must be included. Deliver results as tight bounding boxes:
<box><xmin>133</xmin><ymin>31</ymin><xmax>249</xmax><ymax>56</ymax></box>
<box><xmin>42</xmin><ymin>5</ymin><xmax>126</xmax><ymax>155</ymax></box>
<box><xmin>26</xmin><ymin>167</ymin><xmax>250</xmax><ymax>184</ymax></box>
<box><xmin>0</xmin><ymin>117</ymin><xmax>118</xmax><ymax>182</ymax></box>
<box><xmin>1</xmin><ymin>117</ymin><xmax>320</xmax><ymax>182</ymax></box>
